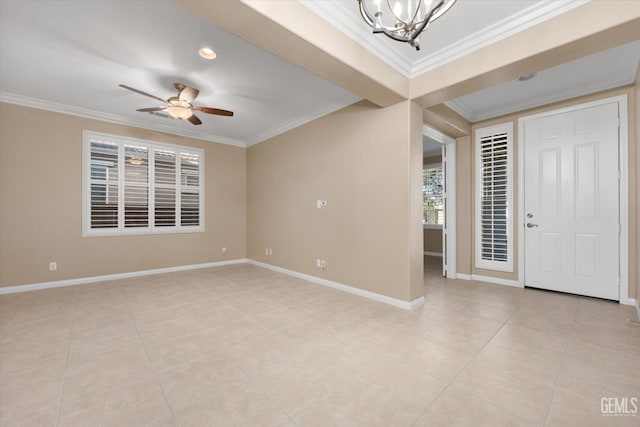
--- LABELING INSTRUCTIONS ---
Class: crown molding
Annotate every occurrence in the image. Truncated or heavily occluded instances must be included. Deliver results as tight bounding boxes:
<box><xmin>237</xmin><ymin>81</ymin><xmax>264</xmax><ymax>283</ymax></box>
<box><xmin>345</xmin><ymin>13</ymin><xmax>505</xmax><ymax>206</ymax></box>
<box><xmin>299</xmin><ymin>0</ymin><xmax>414</xmax><ymax>76</ymax></box>
<box><xmin>245</xmin><ymin>93</ymin><xmax>361</xmax><ymax>147</ymax></box>
<box><xmin>445</xmin><ymin>73</ymin><xmax>635</xmax><ymax>123</ymax></box>
<box><xmin>410</xmin><ymin>0</ymin><xmax>590</xmax><ymax>77</ymax></box>
<box><xmin>444</xmin><ymin>98</ymin><xmax>475</xmax><ymax>122</ymax></box>
<box><xmin>0</xmin><ymin>92</ymin><xmax>246</xmax><ymax>147</ymax></box>
<box><xmin>300</xmin><ymin>0</ymin><xmax>589</xmax><ymax>78</ymax></box>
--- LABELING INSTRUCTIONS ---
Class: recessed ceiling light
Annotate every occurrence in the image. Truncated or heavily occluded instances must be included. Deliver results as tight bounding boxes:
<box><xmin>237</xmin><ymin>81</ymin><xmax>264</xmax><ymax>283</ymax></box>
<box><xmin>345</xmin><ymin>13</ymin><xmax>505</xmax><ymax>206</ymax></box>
<box><xmin>198</xmin><ymin>47</ymin><xmax>217</xmax><ymax>60</ymax></box>
<box><xmin>518</xmin><ymin>72</ymin><xmax>537</xmax><ymax>82</ymax></box>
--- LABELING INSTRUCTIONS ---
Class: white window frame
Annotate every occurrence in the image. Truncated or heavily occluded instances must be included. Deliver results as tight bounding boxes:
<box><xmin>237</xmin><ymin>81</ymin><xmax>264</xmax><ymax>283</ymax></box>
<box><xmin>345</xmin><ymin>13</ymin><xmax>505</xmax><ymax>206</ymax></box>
<box><xmin>475</xmin><ymin>122</ymin><xmax>513</xmax><ymax>272</ymax></box>
<box><xmin>423</xmin><ymin>162</ymin><xmax>444</xmax><ymax>229</ymax></box>
<box><xmin>82</xmin><ymin>130</ymin><xmax>205</xmax><ymax>237</ymax></box>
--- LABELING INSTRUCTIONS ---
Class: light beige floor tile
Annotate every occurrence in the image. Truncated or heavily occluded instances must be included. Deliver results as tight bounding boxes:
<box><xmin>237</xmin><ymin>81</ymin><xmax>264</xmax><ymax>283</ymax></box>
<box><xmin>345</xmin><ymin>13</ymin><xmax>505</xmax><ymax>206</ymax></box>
<box><xmin>58</xmin><ymin>376</ymin><xmax>172</xmax><ymax>427</ymax></box>
<box><xmin>385</xmin><ymin>336</ymin><xmax>474</xmax><ymax>382</ymax></box>
<box><xmin>452</xmin><ymin>356</ymin><xmax>557</xmax><ymax>425</ymax></box>
<box><xmin>172</xmin><ymin>380</ymin><xmax>289</xmax><ymax>427</ymax></box>
<box><xmin>414</xmin><ymin>386</ymin><xmax>535</xmax><ymax>427</ymax></box>
<box><xmin>0</xmin><ymin>365</ymin><xmax>65</xmax><ymax>427</ymax></box>
<box><xmin>2</xmin><ymin>260</ymin><xmax>637</xmax><ymax>426</ymax></box>
<box><xmin>157</xmin><ymin>353</ymin><xmax>246</xmax><ymax>411</ymax></box>
<box><xmin>201</xmin><ymin>318</ymin><xmax>271</xmax><ymax>347</ymax></box>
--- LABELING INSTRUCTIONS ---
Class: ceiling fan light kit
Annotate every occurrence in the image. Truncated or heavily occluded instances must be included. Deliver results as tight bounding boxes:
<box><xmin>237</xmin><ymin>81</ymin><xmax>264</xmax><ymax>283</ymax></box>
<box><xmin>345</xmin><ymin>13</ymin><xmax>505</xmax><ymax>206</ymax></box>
<box><xmin>119</xmin><ymin>83</ymin><xmax>233</xmax><ymax>126</ymax></box>
<box><xmin>358</xmin><ymin>0</ymin><xmax>457</xmax><ymax>50</ymax></box>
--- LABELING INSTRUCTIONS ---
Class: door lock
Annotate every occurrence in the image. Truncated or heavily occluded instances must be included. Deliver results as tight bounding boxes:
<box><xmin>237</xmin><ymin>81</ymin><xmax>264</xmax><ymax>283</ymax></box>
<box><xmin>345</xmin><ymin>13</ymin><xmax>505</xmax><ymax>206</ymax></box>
<box><xmin>526</xmin><ymin>223</ymin><xmax>539</xmax><ymax>228</ymax></box>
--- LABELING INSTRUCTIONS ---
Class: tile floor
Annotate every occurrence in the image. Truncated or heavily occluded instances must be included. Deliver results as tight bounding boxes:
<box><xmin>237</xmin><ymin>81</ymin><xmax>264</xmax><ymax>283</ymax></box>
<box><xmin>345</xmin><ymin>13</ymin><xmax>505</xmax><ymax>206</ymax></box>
<box><xmin>1</xmin><ymin>257</ymin><xmax>639</xmax><ymax>426</ymax></box>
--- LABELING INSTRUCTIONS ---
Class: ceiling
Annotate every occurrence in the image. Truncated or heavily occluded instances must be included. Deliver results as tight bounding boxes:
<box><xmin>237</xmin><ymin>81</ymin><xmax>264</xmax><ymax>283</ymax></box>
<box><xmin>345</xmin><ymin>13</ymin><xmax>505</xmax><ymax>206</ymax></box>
<box><xmin>0</xmin><ymin>0</ymin><xmax>638</xmax><ymax>148</ymax></box>
<box><xmin>0</xmin><ymin>0</ymin><xmax>360</xmax><ymax>147</ymax></box>
<box><xmin>447</xmin><ymin>39</ymin><xmax>640</xmax><ymax>122</ymax></box>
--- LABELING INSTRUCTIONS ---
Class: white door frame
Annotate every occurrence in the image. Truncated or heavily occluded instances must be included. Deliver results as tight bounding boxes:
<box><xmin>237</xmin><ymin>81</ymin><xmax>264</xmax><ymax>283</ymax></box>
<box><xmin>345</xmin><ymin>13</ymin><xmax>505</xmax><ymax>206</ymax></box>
<box><xmin>517</xmin><ymin>95</ymin><xmax>629</xmax><ymax>304</ymax></box>
<box><xmin>424</xmin><ymin>125</ymin><xmax>457</xmax><ymax>279</ymax></box>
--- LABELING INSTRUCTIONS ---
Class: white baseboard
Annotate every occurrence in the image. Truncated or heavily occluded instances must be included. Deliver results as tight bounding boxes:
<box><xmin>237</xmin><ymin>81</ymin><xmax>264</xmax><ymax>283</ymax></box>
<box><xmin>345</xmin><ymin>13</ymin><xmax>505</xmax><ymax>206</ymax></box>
<box><xmin>0</xmin><ymin>259</ymin><xmax>248</xmax><ymax>294</ymax></box>
<box><xmin>455</xmin><ymin>273</ymin><xmax>523</xmax><ymax>288</ymax></box>
<box><xmin>247</xmin><ymin>259</ymin><xmax>424</xmax><ymax>310</ymax></box>
<box><xmin>423</xmin><ymin>251</ymin><xmax>443</xmax><ymax>257</ymax></box>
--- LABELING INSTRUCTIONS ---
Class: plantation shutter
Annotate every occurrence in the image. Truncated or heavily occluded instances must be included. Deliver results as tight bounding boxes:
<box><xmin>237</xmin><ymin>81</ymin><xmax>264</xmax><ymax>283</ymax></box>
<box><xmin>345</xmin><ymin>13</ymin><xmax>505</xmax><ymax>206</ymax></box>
<box><xmin>475</xmin><ymin>123</ymin><xmax>513</xmax><ymax>272</ymax></box>
<box><xmin>180</xmin><ymin>152</ymin><xmax>200</xmax><ymax>226</ymax></box>
<box><xmin>89</xmin><ymin>140</ymin><xmax>119</xmax><ymax>229</ymax></box>
<box><xmin>124</xmin><ymin>145</ymin><xmax>149</xmax><ymax>228</ymax></box>
<box><xmin>83</xmin><ymin>131</ymin><xmax>204</xmax><ymax>236</ymax></box>
<box><xmin>154</xmin><ymin>149</ymin><xmax>177</xmax><ymax>227</ymax></box>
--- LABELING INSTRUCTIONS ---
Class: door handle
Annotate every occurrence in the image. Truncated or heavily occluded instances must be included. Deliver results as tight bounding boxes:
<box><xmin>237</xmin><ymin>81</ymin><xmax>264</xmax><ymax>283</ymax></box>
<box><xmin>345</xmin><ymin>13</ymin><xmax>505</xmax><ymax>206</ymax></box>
<box><xmin>526</xmin><ymin>223</ymin><xmax>539</xmax><ymax>228</ymax></box>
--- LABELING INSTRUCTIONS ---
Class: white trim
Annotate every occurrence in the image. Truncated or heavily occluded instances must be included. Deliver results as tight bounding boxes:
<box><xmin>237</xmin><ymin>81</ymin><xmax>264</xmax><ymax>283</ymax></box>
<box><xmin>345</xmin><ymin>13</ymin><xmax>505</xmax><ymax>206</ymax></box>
<box><xmin>444</xmin><ymin>140</ymin><xmax>457</xmax><ymax>279</ymax></box>
<box><xmin>475</xmin><ymin>122</ymin><xmax>514</xmax><ymax>272</ymax></box>
<box><xmin>0</xmin><ymin>92</ymin><xmax>245</xmax><ymax>147</ymax></box>
<box><xmin>456</xmin><ymin>273</ymin><xmax>523</xmax><ymax>288</ymax></box>
<box><xmin>247</xmin><ymin>259</ymin><xmax>425</xmax><ymax>310</ymax></box>
<box><xmin>424</xmin><ymin>251</ymin><xmax>443</xmax><ymax>257</ymax></box>
<box><xmin>423</xmin><ymin>125</ymin><xmax>455</xmax><ymax>145</ymax></box>
<box><xmin>0</xmin><ymin>259</ymin><xmax>248</xmax><ymax>295</ymax></box>
<box><xmin>517</xmin><ymin>95</ymin><xmax>629</xmax><ymax>303</ymax></box>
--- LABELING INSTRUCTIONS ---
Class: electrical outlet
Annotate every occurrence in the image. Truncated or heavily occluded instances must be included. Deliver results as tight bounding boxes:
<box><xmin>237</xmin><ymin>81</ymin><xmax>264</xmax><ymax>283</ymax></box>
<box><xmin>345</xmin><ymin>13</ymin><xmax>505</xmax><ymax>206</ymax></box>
<box><xmin>265</xmin><ymin>248</ymin><xmax>269</xmax><ymax>255</ymax></box>
<box><xmin>49</xmin><ymin>262</ymin><xmax>57</xmax><ymax>271</ymax></box>
<box><xmin>316</xmin><ymin>258</ymin><xmax>326</xmax><ymax>269</ymax></box>
<box><xmin>222</xmin><ymin>247</ymin><xmax>227</xmax><ymax>254</ymax></box>
<box><xmin>268</xmin><ymin>248</ymin><xmax>273</xmax><ymax>255</ymax></box>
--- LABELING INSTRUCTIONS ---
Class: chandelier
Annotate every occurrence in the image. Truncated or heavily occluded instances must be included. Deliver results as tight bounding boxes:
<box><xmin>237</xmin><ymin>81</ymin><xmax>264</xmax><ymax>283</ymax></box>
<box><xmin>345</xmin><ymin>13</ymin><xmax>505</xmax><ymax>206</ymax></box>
<box><xmin>358</xmin><ymin>0</ymin><xmax>457</xmax><ymax>50</ymax></box>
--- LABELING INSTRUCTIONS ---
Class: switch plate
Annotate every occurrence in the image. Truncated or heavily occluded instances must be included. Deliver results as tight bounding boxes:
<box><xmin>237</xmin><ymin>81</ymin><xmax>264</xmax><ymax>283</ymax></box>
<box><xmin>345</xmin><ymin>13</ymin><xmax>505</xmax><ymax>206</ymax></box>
<box><xmin>222</xmin><ymin>247</ymin><xmax>227</xmax><ymax>254</ymax></box>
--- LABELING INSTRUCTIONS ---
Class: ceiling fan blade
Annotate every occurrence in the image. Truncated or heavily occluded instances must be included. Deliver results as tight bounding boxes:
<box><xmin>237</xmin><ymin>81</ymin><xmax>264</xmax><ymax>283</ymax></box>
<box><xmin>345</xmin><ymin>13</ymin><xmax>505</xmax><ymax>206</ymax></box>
<box><xmin>187</xmin><ymin>114</ymin><xmax>202</xmax><ymax>125</ymax></box>
<box><xmin>193</xmin><ymin>106</ymin><xmax>234</xmax><ymax>117</ymax></box>
<box><xmin>178</xmin><ymin>86</ymin><xmax>199</xmax><ymax>103</ymax></box>
<box><xmin>136</xmin><ymin>107</ymin><xmax>167</xmax><ymax>112</ymax></box>
<box><xmin>119</xmin><ymin>84</ymin><xmax>167</xmax><ymax>104</ymax></box>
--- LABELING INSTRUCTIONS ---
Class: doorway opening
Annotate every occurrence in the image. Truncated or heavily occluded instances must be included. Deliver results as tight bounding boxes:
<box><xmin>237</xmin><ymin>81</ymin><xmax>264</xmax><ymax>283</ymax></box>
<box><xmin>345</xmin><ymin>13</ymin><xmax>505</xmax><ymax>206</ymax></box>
<box><xmin>423</xmin><ymin>125</ymin><xmax>456</xmax><ymax>279</ymax></box>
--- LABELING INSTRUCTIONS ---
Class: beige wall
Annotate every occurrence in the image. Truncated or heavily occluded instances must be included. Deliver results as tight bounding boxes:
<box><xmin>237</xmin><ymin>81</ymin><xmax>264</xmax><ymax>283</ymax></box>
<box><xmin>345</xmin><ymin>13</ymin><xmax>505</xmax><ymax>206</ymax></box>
<box><xmin>247</xmin><ymin>100</ymin><xmax>424</xmax><ymax>302</ymax></box>
<box><xmin>423</xmin><ymin>229</ymin><xmax>442</xmax><ymax>254</ymax></box>
<box><xmin>0</xmin><ymin>103</ymin><xmax>246</xmax><ymax>287</ymax></box>
<box><xmin>458</xmin><ymin>86</ymin><xmax>637</xmax><ymax>299</ymax></box>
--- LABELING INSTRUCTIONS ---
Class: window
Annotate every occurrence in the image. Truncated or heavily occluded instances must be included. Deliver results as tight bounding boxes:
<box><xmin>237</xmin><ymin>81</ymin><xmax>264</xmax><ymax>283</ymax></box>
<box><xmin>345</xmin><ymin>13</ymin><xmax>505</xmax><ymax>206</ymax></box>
<box><xmin>423</xmin><ymin>164</ymin><xmax>444</xmax><ymax>227</ymax></box>
<box><xmin>83</xmin><ymin>131</ymin><xmax>204</xmax><ymax>236</ymax></box>
<box><xmin>475</xmin><ymin>123</ymin><xmax>513</xmax><ymax>271</ymax></box>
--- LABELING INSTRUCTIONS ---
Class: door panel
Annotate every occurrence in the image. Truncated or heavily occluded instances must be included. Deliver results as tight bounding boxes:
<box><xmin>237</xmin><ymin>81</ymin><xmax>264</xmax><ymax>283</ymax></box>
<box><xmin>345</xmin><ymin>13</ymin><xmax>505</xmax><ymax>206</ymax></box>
<box><xmin>524</xmin><ymin>102</ymin><xmax>619</xmax><ymax>300</ymax></box>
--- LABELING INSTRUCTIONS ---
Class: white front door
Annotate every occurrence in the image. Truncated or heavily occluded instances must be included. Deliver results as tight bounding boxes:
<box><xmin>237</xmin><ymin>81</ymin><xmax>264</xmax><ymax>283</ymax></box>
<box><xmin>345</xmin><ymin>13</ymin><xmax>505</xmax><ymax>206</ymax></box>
<box><xmin>523</xmin><ymin>102</ymin><xmax>620</xmax><ymax>300</ymax></box>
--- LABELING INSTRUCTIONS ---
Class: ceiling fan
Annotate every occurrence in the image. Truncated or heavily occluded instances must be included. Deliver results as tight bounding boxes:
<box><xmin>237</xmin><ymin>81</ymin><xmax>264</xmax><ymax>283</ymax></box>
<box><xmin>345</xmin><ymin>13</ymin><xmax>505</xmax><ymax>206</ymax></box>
<box><xmin>119</xmin><ymin>83</ymin><xmax>233</xmax><ymax>125</ymax></box>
